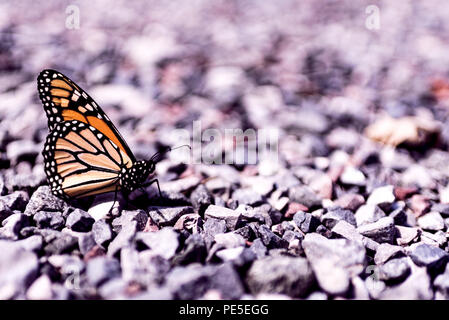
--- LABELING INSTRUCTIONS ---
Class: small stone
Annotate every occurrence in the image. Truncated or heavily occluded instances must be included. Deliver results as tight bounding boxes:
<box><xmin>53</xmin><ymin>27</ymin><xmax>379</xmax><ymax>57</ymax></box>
<box><xmin>288</xmin><ymin>185</ymin><xmax>322</xmax><ymax>209</ymax></box>
<box><xmin>421</xmin><ymin>230</ymin><xmax>447</xmax><ymax>247</ymax></box>
<box><xmin>0</xmin><ymin>240</ymin><xmax>39</xmax><ymax>292</ymax></box>
<box><xmin>321</xmin><ymin>208</ymin><xmax>356</xmax><ymax>229</ymax></box>
<box><xmin>214</xmin><ymin>232</ymin><xmax>245</xmax><ymax>248</ymax></box>
<box><xmin>88</xmin><ymin>196</ymin><xmax>116</xmax><ymax>221</ymax></box>
<box><xmin>136</xmin><ymin>227</ymin><xmax>179</xmax><ymax>260</ymax></box>
<box><xmin>51</xmin><ymin>284</ymin><xmax>70</xmax><ymax>300</ymax></box>
<box><xmin>26</xmin><ymin>275</ymin><xmax>52</xmax><ymax>300</ymax></box>
<box><xmin>232</xmin><ymin>188</ymin><xmax>264</xmax><ymax>206</ymax></box>
<box><xmin>439</xmin><ymin>187</ymin><xmax>449</xmax><ymax>204</ymax></box>
<box><xmin>92</xmin><ymin>219</ymin><xmax>112</xmax><ymax>247</ymax></box>
<box><xmin>43</xmin><ymin>233</ymin><xmax>78</xmax><ymax>255</ymax></box>
<box><xmin>417</xmin><ymin>211</ymin><xmax>445</xmax><ymax>231</ymax></box>
<box><xmin>78</xmin><ymin>232</ymin><xmax>96</xmax><ymax>255</ymax></box>
<box><xmin>15</xmin><ymin>235</ymin><xmax>43</xmax><ymax>252</ymax></box>
<box><xmin>409</xmin><ymin>243</ymin><xmax>448</xmax><ymax>274</ymax></box>
<box><xmin>242</xmin><ymin>176</ymin><xmax>275</xmax><ymax>196</ymax></box>
<box><xmin>334</xmin><ymin>193</ymin><xmax>365</xmax><ymax>211</ymax></box>
<box><xmin>203</xmin><ymin>217</ymin><xmax>227</xmax><ymax>247</ymax></box>
<box><xmin>173</xmin><ymin>213</ymin><xmax>202</xmax><ymax>233</ymax></box>
<box><xmin>86</xmin><ymin>256</ymin><xmax>121</xmax><ymax>287</ymax></box>
<box><xmin>357</xmin><ymin>217</ymin><xmax>396</xmax><ymax>244</ymax></box>
<box><xmin>378</xmin><ymin>257</ymin><xmax>411</xmax><ymax>283</ymax></box>
<box><xmin>98</xmin><ymin>278</ymin><xmax>128</xmax><ymax>299</ymax></box>
<box><xmin>24</xmin><ymin>186</ymin><xmax>67</xmax><ymax>216</ymax></box>
<box><xmin>257</xmin><ymin>225</ymin><xmax>288</xmax><ymax>249</ymax></box>
<box><xmin>331</xmin><ymin>220</ymin><xmax>364</xmax><ymax>244</ymax></box>
<box><xmin>112</xmin><ymin>209</ymin><xmax>148</xmax><ymax>233</ymax></box>
<box><xmin>0</xmin><ymin>201</ymin><xmax>13</xmax><ymax>224</ymax></box>
<box><xmin>401</xmin><ymin>165</ymin><xmax>435</xmax><ymax>189</ymax></box>
<box><xmin>33</xmin><ymin>211</ymin><xmax>65</xmax><ymax>230</ymax></box>
<box><xmin>272</xmin><ymin>197</ymin><xmax>289</xmax><ymax>212</ymax></box>
<box><xmin>108</xmin><ymin>221</ymin><xmax>138</xmax><ymax>257</ymax></box>
<box><xmin>340</xmin><ymin>166</ymin><xmax>366</xmax><ymax>186</ymax></box>
<box><xmin>394</xmin><ymin>186</ymin><xmax>418</xmax><ymax>200</ymax></box>
<box><xmin>162</xmin><ymin>176</ymin><xmax>201</xmax><ymax>194</ymax></box>
<box><xmin>120</xmin><ymin>247</ymin><xmax>144</xmax><ymax>284</ymax></box>
<box><xmin>367</xmin><ymin>185</ymin><xmax>395</xmax><ymax>206</ymax></box>
<box><xmin>246</xmin><ymin>256</ymin><xmax>314</xmax><ymax>297</ymax></box>
<box><xmin>434</xmin><ymin>265</ymin><xmax>449</xmax><ymax>298</ymax></box>
<box><xmin>355</xmin><ymin>204</ymin><xmax>386</xmax><ymax>227</ymax></box>
<box><xmin>148</xmin><ymin>206</ymin><xmax>193</xmax><ymax>227</ymax></box>
<box><xmin>66</xmin><ymin>209</ymin><xmax>95</xmax><ymax>232</ymax></box>
<box><xmin>389</xmin><ymin>205</ymin><xmax>408</xmax><ymax>226</ymax></box>
<box><xmin>293</xmin><ymin>211</ymin><xmax>320</xmax><ymax>233</ymax></box>
<box><xmin>409</xmin><ymin>194</ymin><xmax>430</xmax><ymax>217</ymax></box>
<box><xmin>0</xmin><ymin>213</ymin><xmax>30</xmax><ymax>240</ymax></box>
<box><xmin>309</xmin><ymin>173</ymin><xmax>333</xmax><ymax>199</ymax></box>
<box><xmin>0</xmin><ymin>177</ymin><xmax>7</xmax><ymax>196</ymax></box>
<box><xmin>216</xmin><ymin>247</ymin><xmax>245</xmax><ymax>262</ymax></box>
<box><xmin>431</xmin><ymin>203</ymin><xmax>449</xmax><ymax>217</ymax></box>
<box><xmin>352</xmin><ymin>277</ymin><xmax>370</xmax><ymax>300</ymax></box>
<box><xmin>166</xmin><ymin>263</ymin><xmax>244</xmax><ymax>299</ymax></box>
<box><xmin>302</xmin><ymin>233</ymin><xmax>366</xmax><ymax>277</ymax></box>
<box><xmin>365</xmin><ymin>275</ymin><xmax>386</xmax><ymax>300</ymax></box>
<box><xmin>234</xmin><ymin>225</ymin><xmax>255</xmax><ymax>240</ymax></box>
<box><xmin>311</xmin><ymin>258</ymin><xmax>350</xmax><ymax>295</ymax></box>
<box><xmin>396</xmin><ymin>226</ymin><xmax>420</xmax><ymax>245</ymax></box>
<box><xmin>379</xmin><ymin>264</ymin><xmax>432</xmax><ymax>299</ymax></box>
<box><xmin>84</xmin><ymin>245</ymin><xmax>106</xmax><ymax>261</ymax></box>
<box><xmin>374</xmin><ymin>243</ymin><xmax>405</xmax><ymax>265</ymax></box>
<box><xmin>306</xmin><ymin>292</ymin><xmax>328</xmax><ymax>300</ymax></box>
<box><xmin>284</xmin><ymin>202</ymin><xmax>309</xmax><ymax>219</ymax></box>
<box><xmin>249</xmin><ymin>238</ymin><xmax>267</xmax><ymax>259</ymax></box>
<box><xmin>190</xmin><ymin>184</ymin><xmax>213</xmax><ymax>214</ymax></box>
<box><xmin>173</xmin><ymin>233</ymin><xmax>207</xmax><ymax>265</ymax></box>
<box><xmin>204</xmin><ymin>205</ymin><xmax>241</xmax><ymax>231</ymax></box>
<box><xmin>0</xmin><ymin>191</ymin><xmax>29</xmax><ymax>212</ymax></box>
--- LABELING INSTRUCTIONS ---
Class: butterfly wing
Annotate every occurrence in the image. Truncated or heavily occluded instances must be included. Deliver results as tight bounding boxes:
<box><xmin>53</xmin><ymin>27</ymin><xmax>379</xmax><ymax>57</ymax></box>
<box><xmin>43</xmin><ymin>120</ymin><xmax>134</xmax><ymax>198</ymax></box>
<box><xmin>37</xmin><ymin>69</ymin><xmax>136</xmax><ymax>163</ymax></box>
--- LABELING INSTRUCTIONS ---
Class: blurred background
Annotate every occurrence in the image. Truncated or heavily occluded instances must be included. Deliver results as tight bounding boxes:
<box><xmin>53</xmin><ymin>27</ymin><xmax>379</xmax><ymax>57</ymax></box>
<box><xmin>1</xmin><ymin>0</ymin><xmax>449</xmax><ymax>190</ymax></box>
<box><xmin>4</xmin><ymin>0</ymin><xmax>449</xmax><ymax>301</ymax></box>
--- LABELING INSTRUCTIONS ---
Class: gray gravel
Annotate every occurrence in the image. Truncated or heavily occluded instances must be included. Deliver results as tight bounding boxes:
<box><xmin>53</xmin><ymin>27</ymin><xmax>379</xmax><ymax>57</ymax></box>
<box><xmin>1</xmin><ymin>0</ymin><xmax>449</xmax><ymax>300</ymax></box>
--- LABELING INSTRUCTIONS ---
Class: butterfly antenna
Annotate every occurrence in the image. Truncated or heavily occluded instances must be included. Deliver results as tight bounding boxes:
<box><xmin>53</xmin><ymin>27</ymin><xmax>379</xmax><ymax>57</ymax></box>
<box><xmin>150</xmin><ymin>144</ymin><xmax>191</xmax><ymax>163</ymax></box>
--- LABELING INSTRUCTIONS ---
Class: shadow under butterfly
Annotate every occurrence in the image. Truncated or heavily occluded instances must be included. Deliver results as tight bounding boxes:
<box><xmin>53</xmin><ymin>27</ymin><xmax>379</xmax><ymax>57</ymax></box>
<box><xmin>37</xmin><ymin>69</ymin><xmax>190</xmax><ymax>214</ymax></box>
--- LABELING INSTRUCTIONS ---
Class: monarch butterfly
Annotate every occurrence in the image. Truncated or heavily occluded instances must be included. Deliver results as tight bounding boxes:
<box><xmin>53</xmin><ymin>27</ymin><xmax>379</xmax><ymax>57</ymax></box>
<box><xmin>37</xmin><ymin>69</ymin><xmax>165</xmax><ymax>200</ymax></box>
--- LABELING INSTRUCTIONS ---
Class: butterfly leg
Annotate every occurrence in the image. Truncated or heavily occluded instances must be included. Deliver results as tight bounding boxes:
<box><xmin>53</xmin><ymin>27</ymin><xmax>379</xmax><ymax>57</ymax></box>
<box><xmin>106</xmin><ymin>186</ymin><xmax>119</xmax><ymax>219</ymax></box>
<box><xmin>142</xmin><ymin>179</ymin><xmax>162</xmax><ymax>198</ymax></box>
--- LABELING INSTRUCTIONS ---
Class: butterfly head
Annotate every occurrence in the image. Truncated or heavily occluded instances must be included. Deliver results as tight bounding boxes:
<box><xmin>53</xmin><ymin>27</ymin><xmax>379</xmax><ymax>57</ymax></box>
<box><xmin>120</xmin><ymin>160</ymin><xmax>156</xmax><ymax>191</ymax></box>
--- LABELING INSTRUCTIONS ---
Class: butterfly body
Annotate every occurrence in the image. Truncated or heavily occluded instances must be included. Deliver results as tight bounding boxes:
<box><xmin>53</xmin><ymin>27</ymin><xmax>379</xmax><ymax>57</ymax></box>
<box><xmin>38</xmin><ymin>69</ymin><xmax>157</xmax><ymax>199</ymax></box>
